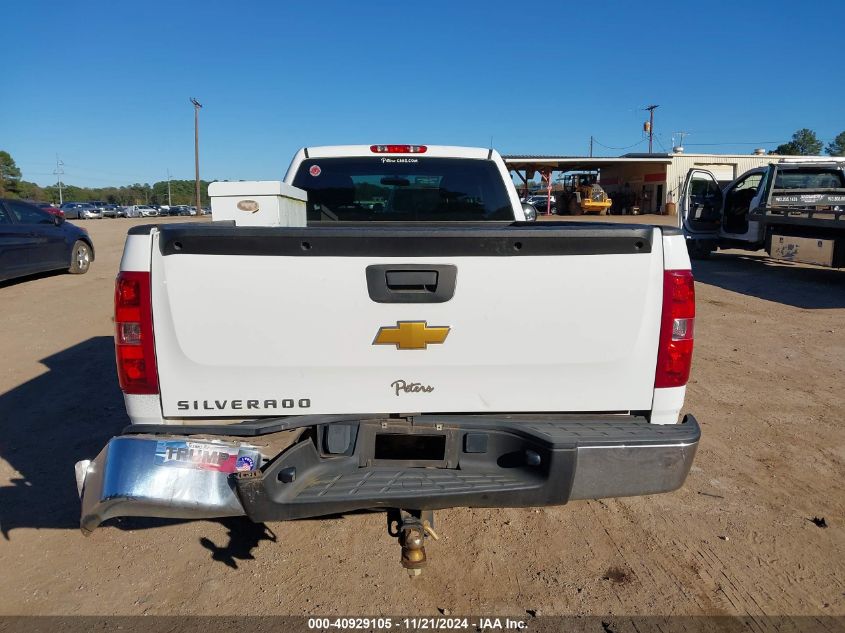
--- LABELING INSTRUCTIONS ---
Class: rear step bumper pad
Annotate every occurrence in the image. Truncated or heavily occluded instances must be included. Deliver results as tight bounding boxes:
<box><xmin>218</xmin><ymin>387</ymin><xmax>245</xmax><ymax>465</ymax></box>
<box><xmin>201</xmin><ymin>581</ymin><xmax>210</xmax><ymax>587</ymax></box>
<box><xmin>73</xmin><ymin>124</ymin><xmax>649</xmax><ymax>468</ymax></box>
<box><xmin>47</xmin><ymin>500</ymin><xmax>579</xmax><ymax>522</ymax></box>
<box><xmin>76</xmin><ymin>415</ymin><xmax>699</xmax><ymax>532</ymax></box>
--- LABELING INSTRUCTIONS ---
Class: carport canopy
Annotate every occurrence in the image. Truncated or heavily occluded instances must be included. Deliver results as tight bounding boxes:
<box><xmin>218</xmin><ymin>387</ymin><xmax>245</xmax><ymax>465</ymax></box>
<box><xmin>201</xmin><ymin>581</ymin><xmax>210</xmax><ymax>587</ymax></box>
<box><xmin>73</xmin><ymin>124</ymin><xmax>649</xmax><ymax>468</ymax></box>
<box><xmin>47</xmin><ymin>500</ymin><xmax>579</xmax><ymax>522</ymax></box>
<box><xmin>503</xmin><ymin>155</ymin><xmax>672</xmax><ymax>181</ymax></box>
<box><xmin>504</xmin><ymin>155</ymin><xmax>674</xmax><ymax>214</ymax></box>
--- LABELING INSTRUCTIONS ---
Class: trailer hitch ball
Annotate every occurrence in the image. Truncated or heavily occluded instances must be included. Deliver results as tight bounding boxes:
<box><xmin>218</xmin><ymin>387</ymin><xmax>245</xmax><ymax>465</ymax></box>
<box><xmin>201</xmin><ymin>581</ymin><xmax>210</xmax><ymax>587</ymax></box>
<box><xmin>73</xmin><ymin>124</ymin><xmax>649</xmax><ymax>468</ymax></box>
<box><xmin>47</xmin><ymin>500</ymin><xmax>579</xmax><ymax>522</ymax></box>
<box><xmin>390</xmin><ymin>510</ymin><xmax>434</xmax><ymax>577</ymax></box>
<box><xmin>403</xmin><ymin>526</ymin><xmax>425</xmax><ymax>551</ymax></box>
<box><xmin>401</xmin><ymin>525</ymin><xmax>427</xmax><ymax>573</ymax></box>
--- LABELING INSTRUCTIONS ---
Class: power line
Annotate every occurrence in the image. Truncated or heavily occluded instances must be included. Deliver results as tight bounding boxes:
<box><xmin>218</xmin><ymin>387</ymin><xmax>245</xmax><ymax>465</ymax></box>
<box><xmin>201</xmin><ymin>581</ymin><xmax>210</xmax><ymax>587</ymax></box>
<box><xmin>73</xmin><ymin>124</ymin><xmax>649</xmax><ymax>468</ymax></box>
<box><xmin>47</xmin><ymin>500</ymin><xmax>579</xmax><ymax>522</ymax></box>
<box><xmin>683</xmin><ymin>141</ymin><xmax>789</xmax><ymax>146</ymax></box>
<box><xmin>60</xmin><ymin>162</ymin><xmax>145</xmax><ymax>178</ymax></box>
<box><xmin>56</xmin><ymin>173</ymin><xmax>146</xmax><ymax>185</ymax></box>
<box><xmin>592</xmin><ymin>137</ymin><xmax>647</xmax><ymax>151</ymax></box>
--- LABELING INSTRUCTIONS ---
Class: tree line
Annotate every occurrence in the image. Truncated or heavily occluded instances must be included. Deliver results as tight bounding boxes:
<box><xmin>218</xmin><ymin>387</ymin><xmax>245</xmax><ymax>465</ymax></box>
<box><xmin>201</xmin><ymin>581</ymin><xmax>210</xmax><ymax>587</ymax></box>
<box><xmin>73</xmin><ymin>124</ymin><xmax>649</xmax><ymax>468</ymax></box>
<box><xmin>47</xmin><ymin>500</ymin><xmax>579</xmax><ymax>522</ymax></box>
<box><xmin>772</xmin><ymin>128</ymin><xmax>845</xmax><ymax>156</ymax></box>
<box><xmin>0</xmin><ymin>151</ymin><xmax>210</xmax><ymax>205</ymax></box>
<box><xmin>2</xmin><ymin>131</ymin><xmax>844</xmax><ymax>203</ymax></box>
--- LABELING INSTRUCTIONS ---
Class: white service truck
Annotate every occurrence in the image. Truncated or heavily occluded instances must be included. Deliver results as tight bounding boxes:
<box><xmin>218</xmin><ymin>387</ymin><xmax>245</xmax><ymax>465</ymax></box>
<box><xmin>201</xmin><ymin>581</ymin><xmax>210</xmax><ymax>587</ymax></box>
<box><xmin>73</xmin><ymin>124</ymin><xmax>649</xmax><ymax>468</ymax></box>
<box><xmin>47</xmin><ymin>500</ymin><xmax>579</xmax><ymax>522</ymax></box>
<box><xmin>76</xmin><ymin>144</ymin><xmax>699</xmax><ymax>572</ymax></box>
<box><xmin>681</xmin><ymin>159</ymin><xmax>845</xmax><ymax>267</ymax></box>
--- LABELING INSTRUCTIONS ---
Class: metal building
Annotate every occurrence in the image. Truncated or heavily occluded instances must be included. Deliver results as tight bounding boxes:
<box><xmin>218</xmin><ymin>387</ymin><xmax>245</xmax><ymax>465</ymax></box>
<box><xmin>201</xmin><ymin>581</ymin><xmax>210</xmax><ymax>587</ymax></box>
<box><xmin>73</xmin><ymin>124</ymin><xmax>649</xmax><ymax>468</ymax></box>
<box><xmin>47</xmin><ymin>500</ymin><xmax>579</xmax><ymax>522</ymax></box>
<box><xmin>615</xmin><ymin>151</ymin><xmax>795</xmax><ymax>213</ymax></box>
<box><xmin>505</xmin><ymin>150</ymin><xmax>798</xmax><ymax>215</ymax></box>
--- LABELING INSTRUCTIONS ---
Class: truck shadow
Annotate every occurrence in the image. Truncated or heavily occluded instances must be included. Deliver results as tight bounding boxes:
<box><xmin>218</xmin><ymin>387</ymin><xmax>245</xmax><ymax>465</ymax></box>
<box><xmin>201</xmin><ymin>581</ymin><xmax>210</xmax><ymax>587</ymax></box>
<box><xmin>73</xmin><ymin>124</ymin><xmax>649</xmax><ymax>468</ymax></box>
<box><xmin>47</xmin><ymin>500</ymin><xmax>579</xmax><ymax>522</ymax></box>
<box><xmin>0</xmin><ymin>337</ymin><xmax>125</xmax><ymax>537</ymax></box>
<box><xmin>692</xmin><ymin>252</ymin><xmax>845</xmax><ymax>309</ymax></box>
<box><xmin>0</xmin><ymin>337</ymin><xmax>273</xmax><ymax>567</ymax></box>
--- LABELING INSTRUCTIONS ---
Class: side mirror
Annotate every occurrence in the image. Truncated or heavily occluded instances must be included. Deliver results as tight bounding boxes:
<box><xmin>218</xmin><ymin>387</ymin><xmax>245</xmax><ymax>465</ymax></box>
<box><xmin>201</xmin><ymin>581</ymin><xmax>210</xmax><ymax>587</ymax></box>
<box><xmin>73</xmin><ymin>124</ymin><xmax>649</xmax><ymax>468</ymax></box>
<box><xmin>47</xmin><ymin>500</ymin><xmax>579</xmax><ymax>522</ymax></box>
<box><xmin>522</xmin><ymin>202</ymin><xmax>538</xmax><ymax>222</ymax></box>
<box><xmin>53</xmin><ymin>214</ymin><xmax>65</xmax><ymax>225</ymax></box>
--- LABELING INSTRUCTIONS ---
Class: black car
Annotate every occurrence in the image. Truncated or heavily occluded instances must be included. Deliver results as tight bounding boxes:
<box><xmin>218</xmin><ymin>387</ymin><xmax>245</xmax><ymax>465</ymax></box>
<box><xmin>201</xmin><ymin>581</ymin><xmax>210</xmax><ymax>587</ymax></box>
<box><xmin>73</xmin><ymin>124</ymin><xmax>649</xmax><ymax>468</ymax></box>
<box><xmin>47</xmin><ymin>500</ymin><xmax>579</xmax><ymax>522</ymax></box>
<box><xmin>0</xmin><ymin>199</ymin><xmax>95</xmax><ymax>282</ymax></box>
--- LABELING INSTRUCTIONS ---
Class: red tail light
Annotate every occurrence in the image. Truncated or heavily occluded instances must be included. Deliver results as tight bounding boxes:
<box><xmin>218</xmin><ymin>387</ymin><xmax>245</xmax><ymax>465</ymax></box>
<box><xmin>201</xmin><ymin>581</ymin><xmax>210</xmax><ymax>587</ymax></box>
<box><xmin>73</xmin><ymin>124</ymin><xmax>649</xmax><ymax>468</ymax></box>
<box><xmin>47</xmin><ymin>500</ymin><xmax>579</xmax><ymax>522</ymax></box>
<box><xmin>654</xmin><ymin>269</ymin><xmax>695</xmax><ymax>388</ymax></box>
<box><xmin>370</xmin><ymin>145</ymin><xmax>427</xmax><ymax>154</ymax></box>
<box><xmin>114</xmin><ymin>271</ymin><xmax>158</xmax><ymax>394</ymax></box>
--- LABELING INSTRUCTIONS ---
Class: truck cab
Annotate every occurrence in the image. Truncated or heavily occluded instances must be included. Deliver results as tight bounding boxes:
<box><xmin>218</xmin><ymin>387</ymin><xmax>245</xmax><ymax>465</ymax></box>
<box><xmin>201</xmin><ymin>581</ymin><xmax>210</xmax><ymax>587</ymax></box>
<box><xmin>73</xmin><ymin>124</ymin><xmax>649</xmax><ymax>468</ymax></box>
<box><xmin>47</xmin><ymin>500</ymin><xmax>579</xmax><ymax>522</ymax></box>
<box><xmin>680</xmin><ymin>167</ymin><xmax>767</xmax><ymax>255</ymax></box>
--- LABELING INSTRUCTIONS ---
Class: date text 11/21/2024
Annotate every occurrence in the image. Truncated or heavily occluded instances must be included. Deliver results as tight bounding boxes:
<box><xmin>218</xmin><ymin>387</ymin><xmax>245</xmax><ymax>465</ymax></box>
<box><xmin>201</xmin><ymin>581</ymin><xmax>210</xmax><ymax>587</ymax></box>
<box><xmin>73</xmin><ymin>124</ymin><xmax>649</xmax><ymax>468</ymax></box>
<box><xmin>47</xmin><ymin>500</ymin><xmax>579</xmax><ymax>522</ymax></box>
<box><xmin>306</xmin><ymin>617</ymin><xmax>528</xmax><ymax>630</ymax></box>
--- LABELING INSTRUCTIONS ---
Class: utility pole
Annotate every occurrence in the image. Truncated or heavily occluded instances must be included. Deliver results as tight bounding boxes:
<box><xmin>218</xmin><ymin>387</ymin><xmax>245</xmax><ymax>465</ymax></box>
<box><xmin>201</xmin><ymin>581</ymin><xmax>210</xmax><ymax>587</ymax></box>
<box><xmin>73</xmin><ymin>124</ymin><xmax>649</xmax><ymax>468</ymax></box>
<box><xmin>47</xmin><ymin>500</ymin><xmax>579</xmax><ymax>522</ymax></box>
<box><xmin>166</xmin><ymin>168</ymin><xmax>172</xmax><ymax>206</ymax></box>
<box><xmin>53</xmin><ymin>156</ymin><xmax>64</xmax><ymax>205</ymax></box>
<box><xmin>589</xmin><ymin>135</ymin><xmax>594</xmax><ymax>157</ymax></box>
<box><xmin>645</xmin><ymin>104</ymin><xmax>659</xmax><ymax>153</ymax></box>
<box><xmin>190</xmin><ymin>97</ymin><xmax>203</xmax><ymax>212</ymax></box>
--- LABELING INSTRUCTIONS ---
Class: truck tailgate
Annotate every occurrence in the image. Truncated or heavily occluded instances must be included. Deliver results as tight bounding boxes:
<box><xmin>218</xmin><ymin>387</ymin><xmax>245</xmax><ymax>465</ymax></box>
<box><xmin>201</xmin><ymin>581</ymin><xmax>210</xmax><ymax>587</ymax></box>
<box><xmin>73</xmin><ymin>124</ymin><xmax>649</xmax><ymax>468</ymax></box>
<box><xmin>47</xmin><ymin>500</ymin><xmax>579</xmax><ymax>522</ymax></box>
<box><xmin>150</xmin><ymin>224</ymin><xmax>664</xmax><ymax>418</ymax></box>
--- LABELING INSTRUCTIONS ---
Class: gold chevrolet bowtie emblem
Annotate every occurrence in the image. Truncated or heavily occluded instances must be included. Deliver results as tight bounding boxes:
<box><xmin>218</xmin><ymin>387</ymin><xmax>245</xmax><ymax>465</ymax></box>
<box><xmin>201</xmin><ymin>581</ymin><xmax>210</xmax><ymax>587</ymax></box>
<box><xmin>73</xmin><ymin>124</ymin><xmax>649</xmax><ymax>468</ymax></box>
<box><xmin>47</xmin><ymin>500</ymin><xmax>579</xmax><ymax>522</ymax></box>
<box><xmin>373</xmin><ymin>321</ymin><xmax>450</xmax><ymax>350</ymax></box>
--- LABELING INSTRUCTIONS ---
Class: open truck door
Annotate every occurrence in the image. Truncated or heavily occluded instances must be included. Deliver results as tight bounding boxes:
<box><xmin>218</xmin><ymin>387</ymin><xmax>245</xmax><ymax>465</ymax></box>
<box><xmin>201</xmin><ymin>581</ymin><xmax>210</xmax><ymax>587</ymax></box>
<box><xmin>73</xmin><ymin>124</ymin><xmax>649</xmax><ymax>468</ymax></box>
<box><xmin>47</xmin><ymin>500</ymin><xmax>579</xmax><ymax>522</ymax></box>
<box><xmin>680</xmin><ymin>169</ymin><xmax>724</xmax><ymax>258</ymax></box>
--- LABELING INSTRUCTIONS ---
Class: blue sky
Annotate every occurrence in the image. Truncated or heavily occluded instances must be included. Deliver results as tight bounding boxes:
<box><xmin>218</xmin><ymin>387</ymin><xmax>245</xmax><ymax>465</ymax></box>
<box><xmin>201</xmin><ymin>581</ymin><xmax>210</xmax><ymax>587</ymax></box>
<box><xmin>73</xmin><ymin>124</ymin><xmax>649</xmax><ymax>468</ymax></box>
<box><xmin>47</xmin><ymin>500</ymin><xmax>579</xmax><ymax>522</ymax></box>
<box><xmin>4</xmin><ymin>0</ymin><xmax>844</xmax><ymax>188</ymax></box>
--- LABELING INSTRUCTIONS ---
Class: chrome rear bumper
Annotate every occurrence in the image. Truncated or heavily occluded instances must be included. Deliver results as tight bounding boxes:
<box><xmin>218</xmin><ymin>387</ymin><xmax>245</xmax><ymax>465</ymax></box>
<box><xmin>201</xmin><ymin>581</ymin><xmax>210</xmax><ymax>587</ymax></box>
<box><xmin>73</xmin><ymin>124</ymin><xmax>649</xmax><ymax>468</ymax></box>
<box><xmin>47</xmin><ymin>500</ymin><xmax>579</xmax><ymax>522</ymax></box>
<box><xmin>76</xmin><ymin>415</ymin><xmax>699</xmax><ymax>532</ymax></box>
<box><xmin>75</xmin><ymin>436</ymin><xmax>258</xmax><ymax>534</ymax></box>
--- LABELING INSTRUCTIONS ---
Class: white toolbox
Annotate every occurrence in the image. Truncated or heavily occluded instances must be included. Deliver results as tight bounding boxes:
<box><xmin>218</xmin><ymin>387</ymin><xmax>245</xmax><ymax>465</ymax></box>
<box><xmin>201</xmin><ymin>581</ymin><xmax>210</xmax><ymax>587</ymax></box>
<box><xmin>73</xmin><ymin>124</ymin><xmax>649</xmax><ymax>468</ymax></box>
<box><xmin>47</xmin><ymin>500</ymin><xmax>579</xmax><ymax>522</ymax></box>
<box><xmin>208</xmin><ymin>180</ymin><xmax>307</xmax><ymax>227</ymax></box>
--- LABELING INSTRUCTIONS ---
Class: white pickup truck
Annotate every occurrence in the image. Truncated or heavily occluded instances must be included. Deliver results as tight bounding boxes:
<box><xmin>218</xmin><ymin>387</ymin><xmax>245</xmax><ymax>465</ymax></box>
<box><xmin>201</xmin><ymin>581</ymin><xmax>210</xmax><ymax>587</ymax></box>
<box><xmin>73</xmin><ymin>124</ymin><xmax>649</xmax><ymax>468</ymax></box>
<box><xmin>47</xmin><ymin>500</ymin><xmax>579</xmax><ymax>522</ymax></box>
<box><xmin>76</xmin><ymin>144</ymin><xmax>699</xmax><ymax>572</ymax></box>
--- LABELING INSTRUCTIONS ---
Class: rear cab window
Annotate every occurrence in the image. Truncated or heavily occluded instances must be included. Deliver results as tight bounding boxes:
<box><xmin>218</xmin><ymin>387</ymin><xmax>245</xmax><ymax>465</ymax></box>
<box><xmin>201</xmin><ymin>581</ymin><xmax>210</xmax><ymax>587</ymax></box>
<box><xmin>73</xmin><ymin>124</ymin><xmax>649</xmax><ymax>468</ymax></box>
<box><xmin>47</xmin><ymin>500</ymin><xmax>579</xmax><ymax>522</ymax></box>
<box><xmin>774</xmin><ymin>169</ymin><xmax>845</xmax><ymax>189</ymax></box>
<box><xmin>291</xmin><ymin>157</ymin><xmax>513</xmax><ymax>222</ymax></box>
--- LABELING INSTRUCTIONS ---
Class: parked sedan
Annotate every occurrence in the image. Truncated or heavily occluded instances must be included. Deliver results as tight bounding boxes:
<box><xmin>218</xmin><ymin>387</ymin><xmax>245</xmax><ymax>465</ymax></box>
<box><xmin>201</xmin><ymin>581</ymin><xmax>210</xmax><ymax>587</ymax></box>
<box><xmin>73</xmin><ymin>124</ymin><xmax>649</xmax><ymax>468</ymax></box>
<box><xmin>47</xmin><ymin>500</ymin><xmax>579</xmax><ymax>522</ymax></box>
<box><xmin>80</xmin><ymin>206</ymin><xmax>103</xmax><ymax>219</ymax></box>
<box><xmin>122</xmin><ymin>205</ymin><xmax>159</xmax><ymax>218</ymax></box>
<box><xmin>0</xmin><ymin>199</ymin><xmax>95</xmax><ymax>282</ymax></box>
<box><xmin>60</xmin><ymin>202</ymin><xmax>98</xmax><ymax>219</ymax></box>
<box><xmin>101</xmin><ymin>204</ymin><xmax>120</xmax><ymax>218</ymax></box>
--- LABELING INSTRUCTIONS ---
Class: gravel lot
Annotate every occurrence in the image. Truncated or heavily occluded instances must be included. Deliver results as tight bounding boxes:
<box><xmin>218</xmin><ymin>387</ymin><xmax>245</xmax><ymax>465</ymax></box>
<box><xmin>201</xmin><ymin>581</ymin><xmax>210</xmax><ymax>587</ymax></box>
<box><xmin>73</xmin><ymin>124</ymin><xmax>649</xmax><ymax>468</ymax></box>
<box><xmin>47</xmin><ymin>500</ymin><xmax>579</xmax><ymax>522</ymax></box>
<box><xmin>0</xmin><ymin>216</ymin><xmax>842</xmax><ymax>619</ymax></box>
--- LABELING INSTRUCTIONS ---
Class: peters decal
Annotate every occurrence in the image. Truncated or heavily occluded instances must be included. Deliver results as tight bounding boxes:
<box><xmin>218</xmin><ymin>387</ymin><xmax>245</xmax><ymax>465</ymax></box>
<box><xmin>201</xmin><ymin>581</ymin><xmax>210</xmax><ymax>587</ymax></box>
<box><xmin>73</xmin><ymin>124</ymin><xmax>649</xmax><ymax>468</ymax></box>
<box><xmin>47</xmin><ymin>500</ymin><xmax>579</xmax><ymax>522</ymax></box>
<box><xmin>154</xmin><ymin>440</ymin><xmax>261</xmax><ymax>473</ymax></box>
<box><xmin>309</xmin><ymin>165</ymin><xmax>322</xmax><ymax>177</ymax></box>
<box><xmin>391</xmin><ymin>379</ymin><xmax>434</xmax><ymax>396</ymax></box>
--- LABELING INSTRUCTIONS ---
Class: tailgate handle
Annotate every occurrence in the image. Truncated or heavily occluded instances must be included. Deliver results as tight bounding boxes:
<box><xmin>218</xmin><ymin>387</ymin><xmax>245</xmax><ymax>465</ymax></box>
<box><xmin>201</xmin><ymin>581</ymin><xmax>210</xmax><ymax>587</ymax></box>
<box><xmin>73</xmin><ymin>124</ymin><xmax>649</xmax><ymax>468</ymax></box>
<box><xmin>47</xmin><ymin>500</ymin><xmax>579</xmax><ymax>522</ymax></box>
<box><xmin>385</xmin><ymin>270</ymin><xmax>439</xmax><ymax>291</ymax></box>
<box><xmin>366</xmin><ymin>264</ymin><xmax>457</xmax><ymax>303</ymax></box>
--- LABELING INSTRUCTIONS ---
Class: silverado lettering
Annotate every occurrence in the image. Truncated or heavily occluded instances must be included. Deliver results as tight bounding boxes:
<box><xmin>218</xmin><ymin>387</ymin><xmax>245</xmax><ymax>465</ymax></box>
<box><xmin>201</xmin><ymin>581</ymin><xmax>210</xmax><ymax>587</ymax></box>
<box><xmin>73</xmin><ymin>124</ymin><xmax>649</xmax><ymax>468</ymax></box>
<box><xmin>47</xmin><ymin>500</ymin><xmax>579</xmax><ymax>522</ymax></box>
<box><xmin>176</xmin><ymin>398</ymin><xmax>311</xmax><ymax>410</ymax></box>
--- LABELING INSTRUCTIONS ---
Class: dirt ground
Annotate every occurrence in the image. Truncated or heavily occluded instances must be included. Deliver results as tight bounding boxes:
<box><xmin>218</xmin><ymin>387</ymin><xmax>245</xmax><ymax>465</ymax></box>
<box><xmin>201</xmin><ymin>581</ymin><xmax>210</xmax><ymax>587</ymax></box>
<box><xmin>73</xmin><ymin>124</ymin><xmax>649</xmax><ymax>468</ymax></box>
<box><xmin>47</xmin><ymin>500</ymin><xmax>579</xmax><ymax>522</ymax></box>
<box><xmin>0</xmin><ymin>215</ymin><xmax>843</xmax><ymax>619</ymax></box>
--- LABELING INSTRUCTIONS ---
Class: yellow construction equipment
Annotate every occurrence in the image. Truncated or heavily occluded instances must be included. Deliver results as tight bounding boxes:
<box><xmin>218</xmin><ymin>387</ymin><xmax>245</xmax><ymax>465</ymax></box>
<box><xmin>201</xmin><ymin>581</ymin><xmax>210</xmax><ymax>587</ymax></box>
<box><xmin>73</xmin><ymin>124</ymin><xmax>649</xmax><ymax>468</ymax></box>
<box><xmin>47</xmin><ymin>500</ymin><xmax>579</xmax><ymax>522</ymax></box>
<box><xmin>562</xmin><ymin>173</ymin><xmax>613</xmax><ymax>215</ymax></box>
